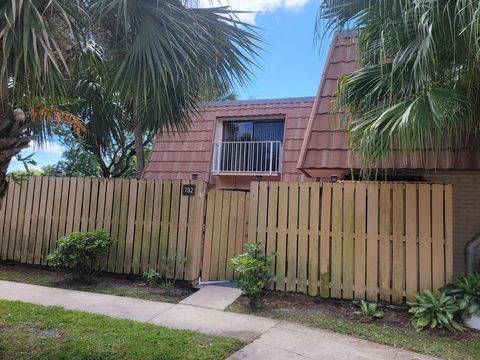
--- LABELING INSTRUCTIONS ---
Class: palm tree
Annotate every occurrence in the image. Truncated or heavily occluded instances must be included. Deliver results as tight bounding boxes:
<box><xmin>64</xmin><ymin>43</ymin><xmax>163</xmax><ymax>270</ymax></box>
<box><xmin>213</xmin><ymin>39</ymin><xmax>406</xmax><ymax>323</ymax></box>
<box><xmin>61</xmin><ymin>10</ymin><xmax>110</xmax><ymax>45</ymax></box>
<box><xmin>91</xmin><ymin>0</ymin><xmax>260</xmax><ymax>175</ymax></box>
<box><xmin>0</xmin><ymin>0</ymin><xmax>259</xmax><ymax>207</ymax></box>
<box><xmin>0</xmin><ymin>0</ymin><xmax>86</xmax><ymax>205</ymax></box>
<box><xmin>317</xmin><ymin>0</ymin><xmax>480</xmax><ymax>170</ymax></box>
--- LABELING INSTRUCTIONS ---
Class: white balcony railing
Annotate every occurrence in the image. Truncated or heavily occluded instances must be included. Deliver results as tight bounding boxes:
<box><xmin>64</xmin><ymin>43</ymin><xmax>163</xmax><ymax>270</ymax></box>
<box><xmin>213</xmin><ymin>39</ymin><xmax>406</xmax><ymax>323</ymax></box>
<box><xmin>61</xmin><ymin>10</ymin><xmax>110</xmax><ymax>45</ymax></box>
<box><xmin>212</xmin><ymin>141</ymin><xmax>283</xmax><ymax>174</ymax></box>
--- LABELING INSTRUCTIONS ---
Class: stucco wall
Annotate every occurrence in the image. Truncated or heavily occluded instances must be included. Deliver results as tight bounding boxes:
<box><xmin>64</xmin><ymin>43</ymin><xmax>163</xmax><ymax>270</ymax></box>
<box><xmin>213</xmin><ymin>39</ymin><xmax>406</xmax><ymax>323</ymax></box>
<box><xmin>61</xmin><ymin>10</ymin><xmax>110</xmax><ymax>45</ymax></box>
<box><xmin>424</xmin><ymin>171</ymin><xmax>480</xmax><ymax>276</ymax></box>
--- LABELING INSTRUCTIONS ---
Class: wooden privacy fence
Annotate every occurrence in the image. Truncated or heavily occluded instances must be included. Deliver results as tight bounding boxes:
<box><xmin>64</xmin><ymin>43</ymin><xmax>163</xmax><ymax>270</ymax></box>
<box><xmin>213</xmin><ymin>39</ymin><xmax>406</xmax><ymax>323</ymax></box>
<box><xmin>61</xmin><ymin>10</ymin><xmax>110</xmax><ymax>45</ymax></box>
<box><xmin>202</xmin><ymin>190</ymin><xmax>250</xmax><ymax>281</ymax></box>
<box><xmin>0</xmin><ymin>177</ymin><xmax>205</xmax><ymax>281</ymax></box>
<box><xmin>245</xmin><ymin>181</ymin><xmax>453</xmax><ymax>303</ymax></box>
<box><xmin>0</xmin><ymin>177</ymin><xmax>454</xmax><ymax>304</ymax></box>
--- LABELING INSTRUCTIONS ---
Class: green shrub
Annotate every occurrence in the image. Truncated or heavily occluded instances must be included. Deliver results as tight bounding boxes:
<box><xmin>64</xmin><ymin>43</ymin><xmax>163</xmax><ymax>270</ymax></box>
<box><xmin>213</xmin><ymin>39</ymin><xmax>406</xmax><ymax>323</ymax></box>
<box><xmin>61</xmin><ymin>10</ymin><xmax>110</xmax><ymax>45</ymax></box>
<box><xmin>355</xmin><ymin>300</ymin><xmax>384</xmax><ymax>319</ymax></box>
<box><xmin>441</xmin><ymin>272</ymin><xmax>480</xmax><ymax>319</ymax></box>
<box><xmin>46</xmin><ymin>230</ymin><xmax>116</xmax><ymax>282</ymax></box>
<box><xmin>408</xmin><ymin>290</ymin><xmax>463</xmax><ymax>332</ymax></box>
<box><xmin>229</xmin><ymin>242</ymin><xmax>275</xmax><ymax>310</ymax></box>
<box><xmin>143</xmin><ymin>268</ymin><xmax>162</xmax><ymax>286</ymax></box>
<box><xmin>143</xmin><ymin>253</ymin><xmax>187</xmax><ymax>294</ymax></box>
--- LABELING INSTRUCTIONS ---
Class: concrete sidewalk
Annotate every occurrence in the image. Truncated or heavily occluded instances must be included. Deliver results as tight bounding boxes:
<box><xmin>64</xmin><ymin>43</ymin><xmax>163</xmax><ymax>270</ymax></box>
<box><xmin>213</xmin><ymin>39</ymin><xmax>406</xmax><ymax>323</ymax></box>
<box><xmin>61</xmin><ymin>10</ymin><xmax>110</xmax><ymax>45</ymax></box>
<box><xmin>0</xmin><ymin>280</ymin><xmax>437</xmax><ymax>359</ymax></box>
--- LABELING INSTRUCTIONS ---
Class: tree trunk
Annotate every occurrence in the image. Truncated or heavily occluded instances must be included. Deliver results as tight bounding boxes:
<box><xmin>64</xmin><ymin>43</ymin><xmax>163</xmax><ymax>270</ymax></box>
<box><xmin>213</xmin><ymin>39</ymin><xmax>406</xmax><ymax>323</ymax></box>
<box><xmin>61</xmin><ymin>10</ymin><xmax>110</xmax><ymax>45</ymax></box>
<box><xmin>0</xmin><ymin>99</ymin><xmax>32</xmax><ymax>209</ymax></box>
<box><xmin>134</xmin><ymin>123</ymin><xmax>145</xmax><ymax>178</ymax></box>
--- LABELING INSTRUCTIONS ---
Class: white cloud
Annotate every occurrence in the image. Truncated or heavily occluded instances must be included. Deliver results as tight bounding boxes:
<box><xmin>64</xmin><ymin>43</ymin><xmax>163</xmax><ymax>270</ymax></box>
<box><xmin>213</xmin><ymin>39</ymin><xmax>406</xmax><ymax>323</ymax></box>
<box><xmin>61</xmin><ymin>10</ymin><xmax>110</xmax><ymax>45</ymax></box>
<box><xmin>197</xmin><ymin>0</ymin><xmax>311</xmax><ymax>23</ymax></box>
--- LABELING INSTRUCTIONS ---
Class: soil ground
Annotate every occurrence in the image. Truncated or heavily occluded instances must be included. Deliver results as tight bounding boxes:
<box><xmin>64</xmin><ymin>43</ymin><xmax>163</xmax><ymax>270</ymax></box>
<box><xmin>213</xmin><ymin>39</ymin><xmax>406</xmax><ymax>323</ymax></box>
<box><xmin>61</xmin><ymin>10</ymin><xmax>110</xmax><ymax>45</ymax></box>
<box><xmin>0</xmin><ymin>262</ymin><xmax>194</xmax><ymax>303</ymax></box>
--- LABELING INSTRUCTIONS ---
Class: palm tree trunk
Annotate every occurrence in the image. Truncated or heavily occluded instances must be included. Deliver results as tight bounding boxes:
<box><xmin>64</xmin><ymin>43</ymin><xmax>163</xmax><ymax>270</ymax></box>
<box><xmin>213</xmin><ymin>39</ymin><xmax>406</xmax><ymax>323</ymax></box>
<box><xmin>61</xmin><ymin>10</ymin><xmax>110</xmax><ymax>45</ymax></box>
<box><xmin>134</xmin><ymin>123</ymin><xmax>145</xmax><ymax>178</ymax></box>
<box><xmin>0</xmin><ymin>97</ymin><xmax>32</xmax><ymax>209</ymax></box>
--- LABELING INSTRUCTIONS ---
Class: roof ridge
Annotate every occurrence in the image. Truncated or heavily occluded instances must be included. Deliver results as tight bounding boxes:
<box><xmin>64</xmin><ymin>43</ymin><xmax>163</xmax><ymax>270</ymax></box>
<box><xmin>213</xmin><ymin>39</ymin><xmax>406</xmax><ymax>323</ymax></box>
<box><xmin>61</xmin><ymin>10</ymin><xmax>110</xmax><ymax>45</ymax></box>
<box><xmin>201</xmin><ymin>96</ymin><xmax>315</xmax><ymax>108</ymax></box>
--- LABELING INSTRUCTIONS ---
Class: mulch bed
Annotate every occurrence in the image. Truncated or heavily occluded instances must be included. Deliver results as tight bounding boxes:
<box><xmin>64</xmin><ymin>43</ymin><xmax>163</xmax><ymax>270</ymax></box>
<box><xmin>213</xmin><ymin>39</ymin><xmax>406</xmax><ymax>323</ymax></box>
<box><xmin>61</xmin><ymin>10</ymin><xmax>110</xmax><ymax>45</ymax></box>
<box><xmin>0</xmin><ymin>262</ymin><xmax>194</xmax><ymax>302</ymax></box>
<box><xmin>234</xmin><ymin>290</ymin><xmax>478</xmax><ymax>340</ymax></box>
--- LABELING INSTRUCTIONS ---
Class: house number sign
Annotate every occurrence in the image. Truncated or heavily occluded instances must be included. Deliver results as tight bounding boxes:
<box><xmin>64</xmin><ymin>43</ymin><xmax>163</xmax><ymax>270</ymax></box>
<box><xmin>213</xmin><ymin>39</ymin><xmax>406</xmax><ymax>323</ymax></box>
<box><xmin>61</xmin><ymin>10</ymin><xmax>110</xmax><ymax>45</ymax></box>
<box><xmin>182</xmin><ymin>184</ymin><xmax>196</xmax><ymax>196</ymax></box>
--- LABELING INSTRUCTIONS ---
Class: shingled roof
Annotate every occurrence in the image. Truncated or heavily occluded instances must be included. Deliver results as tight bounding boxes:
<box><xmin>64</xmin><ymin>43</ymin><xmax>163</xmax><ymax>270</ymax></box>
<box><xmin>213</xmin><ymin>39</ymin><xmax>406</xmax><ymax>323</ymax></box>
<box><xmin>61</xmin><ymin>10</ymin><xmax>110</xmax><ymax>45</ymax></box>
<box><xmin>297</xmin><ymin>30</ymin><xmax>480</xmax><ymax>177</ymax></box>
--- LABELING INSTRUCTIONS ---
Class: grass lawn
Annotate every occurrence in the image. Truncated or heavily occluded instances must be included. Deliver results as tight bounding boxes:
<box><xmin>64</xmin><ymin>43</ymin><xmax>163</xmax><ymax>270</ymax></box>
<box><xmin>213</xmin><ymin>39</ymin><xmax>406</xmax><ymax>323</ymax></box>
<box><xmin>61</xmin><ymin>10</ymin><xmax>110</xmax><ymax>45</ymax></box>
<box><xmin>0</xmin><ymin>300</ymin><xmax>242</xmax><ymax>360</ymax></box>
<box><xmin>0</xmin><ymin>263</ymin><xmax>193</xmax><ymax>303</ymax></box>
<box><xmin>227</xmin><ymin>296</ymin><xmax>480</xmax><ymax>360</ymax></box>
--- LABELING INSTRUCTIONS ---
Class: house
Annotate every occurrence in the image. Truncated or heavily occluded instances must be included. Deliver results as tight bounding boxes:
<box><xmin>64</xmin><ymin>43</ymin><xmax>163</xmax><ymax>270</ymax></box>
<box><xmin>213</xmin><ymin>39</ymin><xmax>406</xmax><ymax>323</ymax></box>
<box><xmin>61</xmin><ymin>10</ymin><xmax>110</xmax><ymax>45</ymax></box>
<box><xmin>144</xmin><ymin>31</ymin><xmax>480</xmax><ymax>276</ymax></box>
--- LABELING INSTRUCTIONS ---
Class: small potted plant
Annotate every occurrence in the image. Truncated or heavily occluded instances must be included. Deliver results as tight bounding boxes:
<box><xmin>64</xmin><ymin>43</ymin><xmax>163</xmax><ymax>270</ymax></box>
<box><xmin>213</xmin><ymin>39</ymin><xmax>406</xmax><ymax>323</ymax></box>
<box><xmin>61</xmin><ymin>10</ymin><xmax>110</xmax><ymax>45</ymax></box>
<box><xmin>441</xmin><ymin>273</ymin><xmax>480</xmax><ymax>330</ymax></box>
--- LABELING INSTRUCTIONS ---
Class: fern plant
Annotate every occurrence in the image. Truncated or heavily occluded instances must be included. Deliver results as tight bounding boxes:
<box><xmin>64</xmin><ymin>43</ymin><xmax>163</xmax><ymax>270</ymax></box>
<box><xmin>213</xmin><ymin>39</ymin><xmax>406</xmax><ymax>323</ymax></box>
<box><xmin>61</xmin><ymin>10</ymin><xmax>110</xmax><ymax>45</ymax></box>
<box><xmin>408</xmin><ymin>290</ymin><xmax>463</xmax><ymax>332</ymax></box>
<box><xmin>355</xmin><ymin>300</ymin><xmax>384</xmax><ymax>319</ymax></box>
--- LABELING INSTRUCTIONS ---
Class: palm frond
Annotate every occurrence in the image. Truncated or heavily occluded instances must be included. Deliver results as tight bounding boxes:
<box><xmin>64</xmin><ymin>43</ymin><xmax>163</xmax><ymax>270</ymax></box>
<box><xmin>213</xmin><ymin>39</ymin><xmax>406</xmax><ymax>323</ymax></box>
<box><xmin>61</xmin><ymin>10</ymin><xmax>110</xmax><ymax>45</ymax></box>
<box><xmin>318</xmin><ymin>0</ymin><xmax>480</xmax><ymax>169</ymax></box>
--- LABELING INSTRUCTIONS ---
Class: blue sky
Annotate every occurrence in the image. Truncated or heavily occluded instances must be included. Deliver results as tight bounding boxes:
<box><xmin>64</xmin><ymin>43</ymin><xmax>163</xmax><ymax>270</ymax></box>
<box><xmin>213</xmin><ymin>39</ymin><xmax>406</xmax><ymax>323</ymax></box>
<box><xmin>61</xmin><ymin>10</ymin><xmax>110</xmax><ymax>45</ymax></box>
<box><xmin>9</xmin><ymin>0</ymin><xmax>328</xmax><ymax>172</ymax></box>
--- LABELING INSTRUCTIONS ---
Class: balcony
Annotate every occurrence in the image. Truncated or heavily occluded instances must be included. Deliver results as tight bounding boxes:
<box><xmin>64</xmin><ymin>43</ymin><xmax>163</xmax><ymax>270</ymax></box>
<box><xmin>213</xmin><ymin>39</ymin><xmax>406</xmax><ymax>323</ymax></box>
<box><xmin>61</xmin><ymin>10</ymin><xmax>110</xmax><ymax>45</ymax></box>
<box><xmin>211</xmin><ymin>141</ymin><xmax>283</xmax><ymax>175</ymax></box>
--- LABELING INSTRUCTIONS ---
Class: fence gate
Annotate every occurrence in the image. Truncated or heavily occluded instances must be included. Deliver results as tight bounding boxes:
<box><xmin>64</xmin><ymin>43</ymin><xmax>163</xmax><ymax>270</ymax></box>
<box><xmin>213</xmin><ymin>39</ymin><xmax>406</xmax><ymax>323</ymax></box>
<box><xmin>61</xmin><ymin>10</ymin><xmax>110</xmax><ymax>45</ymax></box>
<box><xmin>201</xmin><ymin>189</ymin><xmax>250</xmax><ymax>281</ymax></box>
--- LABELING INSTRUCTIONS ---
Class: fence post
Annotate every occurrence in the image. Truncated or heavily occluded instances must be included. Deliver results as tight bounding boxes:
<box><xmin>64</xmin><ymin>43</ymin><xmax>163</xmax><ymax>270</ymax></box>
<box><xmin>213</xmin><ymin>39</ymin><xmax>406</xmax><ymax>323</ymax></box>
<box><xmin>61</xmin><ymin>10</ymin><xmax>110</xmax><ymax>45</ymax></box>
<box><xmin>184</xmin><ymin>180</ymin><xmax>206</xmax><ymax>283</ymax></box>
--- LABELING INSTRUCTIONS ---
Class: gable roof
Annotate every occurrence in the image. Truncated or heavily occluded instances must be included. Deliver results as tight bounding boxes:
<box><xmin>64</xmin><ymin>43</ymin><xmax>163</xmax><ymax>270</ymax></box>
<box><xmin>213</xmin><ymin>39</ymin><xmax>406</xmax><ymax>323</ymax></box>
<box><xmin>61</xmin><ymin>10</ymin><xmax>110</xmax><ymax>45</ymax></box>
<box><xmin>143</xmin><ymin>96</ymin><xmax>315</xmax><ymax>183</ymax></box>
<box><xmin>296</xmin><ymin>31</ymin><xmax>357</xmax><ymax>178</ymax></box>
<box><xmin>297</xmin><ymin>31</ymin><xmax>480</xmax><ymax>177</ymax></box>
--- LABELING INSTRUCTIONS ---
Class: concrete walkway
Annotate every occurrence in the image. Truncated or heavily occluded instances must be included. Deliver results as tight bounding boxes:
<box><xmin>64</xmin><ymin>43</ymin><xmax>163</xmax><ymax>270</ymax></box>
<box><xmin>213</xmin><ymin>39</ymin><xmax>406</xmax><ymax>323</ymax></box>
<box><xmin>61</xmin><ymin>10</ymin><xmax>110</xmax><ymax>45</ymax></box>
<box><xmin>0</xmin><ymin>280</ymin><xmax>437</xmax><ymax>359</ymax></box>
<box><xmin>180</xmin><ymin>285</ymin><xmax>242</xmax><ymax>310</ymax></box>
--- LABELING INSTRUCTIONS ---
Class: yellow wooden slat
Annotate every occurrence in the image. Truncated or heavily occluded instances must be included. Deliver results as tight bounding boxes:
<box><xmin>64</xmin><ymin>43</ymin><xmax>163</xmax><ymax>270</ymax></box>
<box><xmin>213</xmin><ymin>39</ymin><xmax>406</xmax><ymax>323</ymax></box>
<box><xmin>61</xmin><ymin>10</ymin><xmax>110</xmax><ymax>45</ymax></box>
<box><xmin>88</xmin><ymin>178</ymin><xmax>99</xmax><ymax>231</ymax></box>
<box><xmin>1</xmin><ymin>182</ymin><xmax>16</xmax><ymax>260</ymax></box>
<box><xmin>247</xmin><ymin>181</ymin><xmax>259</xmax><ymax>243</ymax></box>
<box><xmin>27</xmin><ymin>177</ymin><xmax>42</xmax><ymax>264</ymax></box>
<box><xmin>47</xmin><ymin>178</ymin><xmax>63</xmax><ymax>259</ymax></box>
<box><xmin>444</xmin><ymin>185</ymin><xmax>454</xmax><ymax>284</ymax></box>
<box><xmin>167</xmin><ymin>180</ymin><xmax>181</xmax><ymax>277</ymax></box>
<box><xmin>226</xmin><ymin>191</ymin><xmax>239</xmax><ymax>280</ymax></box>
<box><xmin>0</xmin><ymin>181</ymin><xmax>8</xmax><ymax>258</ymax></box>
<box><xmin>354</xmin><ymin>182</ymin><xmax>366</xmax><ymax>300</ymax></box>
<box><xmin>123</xmin><ymin>179</ymin><xmax>138</xmax><ymax>274</ymax></box>
<box><xmin>392</xmin><ymin>184</ymin><xmax>405</xmax><ymax>304</ymax></box>
<box><xmin>266</xmin><ymin>183</ymin><xmax>278</xmax><ymax>287</ymax></box>
<box><xmin>159</xmin><ymin>180</ymin><xmax>172</xmax><ymax>271</ymax></box>
<box><xmin>100</xmin><ymin>180</ymin><xmax>114</xmax><ymax>272</ymax></box>
<box><xmin>431</xmin><ymin>184</ymin><xmax>445</xmax><ymax>291</ymax></box>
<box><xmin>257</xmin><ymin>182</ymin><xmax>268</xmax><ymax>250</ymax></box>
<box><xmin>40</xmin><ymin>178</ymin><xmax>55</xmax><ymax>265</ymax></box>
<box><xmin>405</xmin><ymin>184</ymin><xmax>418</xmax><ymax>301</ymax></box>
<box><xmin>80</xmin><ymin>178</ymin><xmax>91</xmax><ymax>233</ymax></box>
<box><xmin>175</xmin><ymin>181</ymin><xmax>190</xmax><ymax>276</ymax></box>
<box><xmin>6</xmin><ymin>182</ymin><xmax>21</xmax><ymax>261</ymax></box>
<box><xmin>202</xmin><ymin>189</ymin><xmax>216</xmax><ymax>281</ymax></box>
<box><xmin>65</xmin><ymin>178</ymin><xmax>77</xmax><ymax>235</ymax></box>
<box><xmin>308</xmin><ymin>183</ymin><xmax>320</xmax><ymax>296</ymax></box>
<box><xmin>233</xmin><ymin>191</ymin><xmax>247</xmax><ymax>280</ymax></box>
<box><xmin>184</xmin><ymin>181</ymin><xmax>206</xmax><ymax>282</ymax></box>
<box><xmin>319</xmin><ymin>183</ymin><xmax>332</xmax><ymax>298</ymax></box>
<box><xmin>342</xmin><ymin>182</ymin><xmax>354</xmax><ymax>300</ymax></box>
<box><xmin>72</xmin><ymin>178</ymin><xmax>84</xmax><ymax>231</ymax></box>
<box><xmin>418</xmin><ymin>184</ymin><xmax>432</xmax><ymax>292</ymax></box>
<box><xmin>14</xmin><ymin>181</ymin><xmax>29</xmax><ymax>262</ymax></box>
<box><xmin>141</xmin><ymin>179</ymin><xmax>155</xmax><ymax>273</ymax></box>
<box><xmin>115</xmin><ymin>179</ymin><xmax>130</xmax><ymax>273</ymax></box>
<box><xmin>20</xmin><ymin>178</ymin><xmax>35</xmax><ymax>263</ymax></box>
<box><xmin>276</xmin><ymin>182</ymin><xmax>288</xmax><ymax>291</ymax></box>
<box><xmin>218</xmin><ymin>191</ymin><xmax>231</xmax><ymax>280</ymax></box>
<box><xmin>330</xmin><ymin>183</ymin><xmax>343</xmax><ymax>299</ymax></box>
<box><xmin>57</xmin><ymin>178</ymin><xmax>71</xmax><ymax>239</ymax></box>
<box><xmin>132</xmin><ymin>179</ymin><xmax>146</xmax><ymax>274</ymax></box>
<box><xmin>297</xmin><ymin>182</ymin><xmax>309</xmax><ymax>294</ymax></box>
<box><xmin>366</xmin><ymin>183</ymin><xmax>379</xmax><ymax>302</ymax></box>
<box><xmin>107</xmin><ymin>179</ymin><xmax>122</xmax><ymax>272</ymax></box>
<box><xmin>210</xmin><ymin>190</ymin><xmax>223</xmax><ymax>280</ymax></box>
<box><xmin>286</xmin><ymin>183</ymin><xmax>299</xmax><ymax>292</ymax></box>
<box><xmin>379</xmin><ymin>183</ymin><xmax>391</xmax><ymax>302</ymax></box>
<box><xmin>33</xmin><ymin>177</ymin><xmax>49</xmax><ymax>264</ymax></box>
<box><xmin>148</xmin><ymin>180</ymin><xmax>163</xmax><ymax>269</ymax></box>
